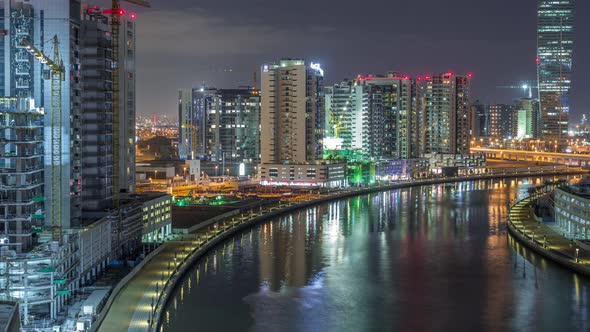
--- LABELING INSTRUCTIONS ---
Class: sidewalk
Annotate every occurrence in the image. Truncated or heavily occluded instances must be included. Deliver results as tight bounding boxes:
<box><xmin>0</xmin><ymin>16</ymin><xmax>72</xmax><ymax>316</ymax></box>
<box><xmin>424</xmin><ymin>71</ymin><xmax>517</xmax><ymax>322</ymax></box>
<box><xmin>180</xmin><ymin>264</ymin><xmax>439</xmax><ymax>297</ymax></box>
<box><xmin>99</xmin><ymin>236</ymin><xmax>207</xmax><ymax>332</ymax></box>
<box><xmin>508</xmin><ymin>198</ymin><xmax>590</xmax><ymax>269</ymax></box>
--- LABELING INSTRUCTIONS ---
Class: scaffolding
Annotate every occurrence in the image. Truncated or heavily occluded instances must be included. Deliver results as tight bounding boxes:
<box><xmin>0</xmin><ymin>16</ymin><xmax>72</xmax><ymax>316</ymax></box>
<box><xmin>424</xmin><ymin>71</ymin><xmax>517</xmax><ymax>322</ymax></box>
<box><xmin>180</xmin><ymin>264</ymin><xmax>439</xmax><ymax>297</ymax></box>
<box><xmin>0</xmin><ymin>97</ymin><xmax>44</xmax><ymax>252</ymax></box>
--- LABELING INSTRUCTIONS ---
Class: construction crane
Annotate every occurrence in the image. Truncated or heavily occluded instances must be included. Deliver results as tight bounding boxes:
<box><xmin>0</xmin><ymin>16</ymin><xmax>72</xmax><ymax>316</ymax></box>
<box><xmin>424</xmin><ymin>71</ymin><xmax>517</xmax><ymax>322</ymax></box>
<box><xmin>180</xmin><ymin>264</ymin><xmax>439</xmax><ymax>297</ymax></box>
<box><xmin>20</xmin><ymin>36</ymin><xmax>64</xmax><ymax>242</ymax></box>
<box><xmin>497</xmin><ymin>81</ymin><xmax>538</xmax><ymax>99</ymax></box>
<box><xmin>110</xmin><ymin>0</ymin><xmax>150</xmax><ymax>204</ymax></box>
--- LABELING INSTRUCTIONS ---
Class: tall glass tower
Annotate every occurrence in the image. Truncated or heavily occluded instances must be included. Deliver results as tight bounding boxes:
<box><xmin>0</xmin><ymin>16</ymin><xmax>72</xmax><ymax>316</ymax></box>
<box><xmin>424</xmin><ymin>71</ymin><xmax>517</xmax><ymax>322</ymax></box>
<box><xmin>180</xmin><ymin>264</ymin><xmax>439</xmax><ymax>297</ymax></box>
<box><xmin>537</xmin><ymin>0</ymin><xmax>574</xmax><ymax>140</ymax></box>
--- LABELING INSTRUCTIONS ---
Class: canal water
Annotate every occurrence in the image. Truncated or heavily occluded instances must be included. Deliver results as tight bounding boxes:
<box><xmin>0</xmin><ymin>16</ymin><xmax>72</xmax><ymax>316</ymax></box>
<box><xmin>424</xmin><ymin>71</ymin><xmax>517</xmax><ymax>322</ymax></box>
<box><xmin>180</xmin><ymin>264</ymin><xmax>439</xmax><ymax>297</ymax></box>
<box><xmin>162</xmin><ymin>178</ymin><xmax>590</xmax><ymax>332</ymax></box>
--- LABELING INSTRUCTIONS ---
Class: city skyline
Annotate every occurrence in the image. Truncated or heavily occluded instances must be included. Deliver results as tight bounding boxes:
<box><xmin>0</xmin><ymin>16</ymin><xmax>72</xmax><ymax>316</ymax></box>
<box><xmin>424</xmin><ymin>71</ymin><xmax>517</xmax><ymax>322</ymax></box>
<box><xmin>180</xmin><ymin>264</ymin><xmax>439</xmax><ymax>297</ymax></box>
<box><xmin>120</xmin><ymin>0</ymin><xmax>590</xmax><ymax>123</ymax></box>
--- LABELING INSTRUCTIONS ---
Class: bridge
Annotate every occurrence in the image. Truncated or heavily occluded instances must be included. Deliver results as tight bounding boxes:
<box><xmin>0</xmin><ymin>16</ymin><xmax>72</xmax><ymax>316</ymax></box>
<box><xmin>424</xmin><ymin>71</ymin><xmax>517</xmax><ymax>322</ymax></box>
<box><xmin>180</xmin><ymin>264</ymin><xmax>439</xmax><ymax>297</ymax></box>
<box><xmin>472</xmin><ymin>148</ymin><xmax>590</xmax><ymax>167</ymax></box>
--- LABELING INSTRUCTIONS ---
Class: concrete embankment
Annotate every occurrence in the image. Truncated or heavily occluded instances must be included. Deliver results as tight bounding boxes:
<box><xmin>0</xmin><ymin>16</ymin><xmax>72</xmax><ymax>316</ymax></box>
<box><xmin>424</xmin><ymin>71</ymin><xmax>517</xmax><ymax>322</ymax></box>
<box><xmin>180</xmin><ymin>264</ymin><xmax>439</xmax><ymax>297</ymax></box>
<box><xmin>507</xmin><ymin>197</ymin><xmax>590</xmax><ymax>277</ymax></box>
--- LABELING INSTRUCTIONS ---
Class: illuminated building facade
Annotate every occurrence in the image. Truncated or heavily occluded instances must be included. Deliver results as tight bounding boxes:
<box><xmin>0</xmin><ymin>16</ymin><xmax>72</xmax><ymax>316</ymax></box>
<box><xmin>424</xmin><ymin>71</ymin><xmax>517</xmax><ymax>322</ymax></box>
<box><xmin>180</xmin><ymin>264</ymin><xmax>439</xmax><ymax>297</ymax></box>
<box><xmin>325</xmin><ymin>74</ymin><xmax>417</xmax><ymax>160</ymax></box>
<box><xmin>418</xmin><ymin>73</ymin><xmax>472</xmax><ymax>155</ymax></box>
<box><xmin>515</xmin><ymin>98</ymin><xmax>536</xmax><ymax>139</ymax></box>
<box><xmin>178</xmin><ymin>88</ymin><xmax>196</xmax><ymax>160</ymax></box>
<box><xmin>0</xmin><ymin>0</ymin><xmax>82</xmax><ymax>233</ymax></box>
<box><xmin>193</xmin><ymin>87</ymin><xmax>260</xmax><ymax>175</ymax></box>
<box><xmin>488</xmin><ymin>104</ymin><xmax>515</xmax><ymax>139</ymax></box>
<box><xmin>537</xmin><ymin>0</ymin><xmax>574</xmax><ymax>139</ymax></box>
<box><xmin>555</xmin><ymin>183</ymin><xmax>590</xmax><ymax>239</ymax></box>
<box><xmin>260</xmin><ymin>59</ymin><xmax>324</xmax><ymax>164</ymax></box>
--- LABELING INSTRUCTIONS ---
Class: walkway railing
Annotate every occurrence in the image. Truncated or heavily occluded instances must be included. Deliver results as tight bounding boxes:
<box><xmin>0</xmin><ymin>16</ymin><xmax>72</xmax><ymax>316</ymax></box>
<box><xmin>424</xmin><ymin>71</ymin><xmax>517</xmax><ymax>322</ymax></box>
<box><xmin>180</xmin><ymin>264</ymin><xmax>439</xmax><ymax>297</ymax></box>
<box><xmin>506</xmin><ymin>195</ymin><xmax>590</xmax><ymax>275</ymax></box>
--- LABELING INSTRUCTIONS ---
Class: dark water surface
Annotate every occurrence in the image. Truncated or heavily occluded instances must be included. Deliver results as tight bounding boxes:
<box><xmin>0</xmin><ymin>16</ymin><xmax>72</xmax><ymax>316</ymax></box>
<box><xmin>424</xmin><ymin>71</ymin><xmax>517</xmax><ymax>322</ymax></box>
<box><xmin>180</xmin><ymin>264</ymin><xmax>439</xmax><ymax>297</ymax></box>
<box><xmin>162</xmin><ymin>178</ymin><xmax>590</xmax><ymax>332</ymax></box>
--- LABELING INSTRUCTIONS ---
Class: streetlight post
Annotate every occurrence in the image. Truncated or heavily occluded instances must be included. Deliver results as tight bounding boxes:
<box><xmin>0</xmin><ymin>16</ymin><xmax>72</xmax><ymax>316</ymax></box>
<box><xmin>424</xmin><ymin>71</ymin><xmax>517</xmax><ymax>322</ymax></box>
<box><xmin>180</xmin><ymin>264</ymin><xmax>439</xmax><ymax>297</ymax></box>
<box><xmin>183</xmin><ymin>167</ymin><xmax>187</xmax><ymax>182</ymax></box>
<box><xmin>543</xmin><ymin>235</ymin><xmax>547</xmax><ymax>248</ymax></box>
<box><xmin>576</xmin><ymin>248</ymin><xmax>580</xmax><ymax>263</ymax></box>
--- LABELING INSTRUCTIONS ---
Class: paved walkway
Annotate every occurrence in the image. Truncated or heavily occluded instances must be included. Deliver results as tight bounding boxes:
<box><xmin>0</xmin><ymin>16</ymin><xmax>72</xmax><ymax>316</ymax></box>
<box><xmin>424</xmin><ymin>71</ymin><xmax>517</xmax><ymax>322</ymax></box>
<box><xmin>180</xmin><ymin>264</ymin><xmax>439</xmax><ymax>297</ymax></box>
<box><xmin>508</xmin><ymin>198</ymin><xmax>590</xmax><ymax>265</ymax></box>
<box><xmin>98</xmin><ymin>212</ymin><xmax>261</xmax><ymax>332</ymax></box>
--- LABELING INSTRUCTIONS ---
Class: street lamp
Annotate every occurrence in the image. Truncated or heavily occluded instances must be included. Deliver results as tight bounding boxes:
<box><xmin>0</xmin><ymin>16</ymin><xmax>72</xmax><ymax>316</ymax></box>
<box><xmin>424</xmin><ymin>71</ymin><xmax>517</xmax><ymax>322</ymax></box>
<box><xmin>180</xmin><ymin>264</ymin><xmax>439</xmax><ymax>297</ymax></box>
<box><xmin>183</xmin><ymin>167</ymin><xmax>187</xmax><ymax>181</ymax></box>
<box><xmin>215</xmin><ymin>165</ymin><xmax>218</xmax><ymax>176</ymax></box>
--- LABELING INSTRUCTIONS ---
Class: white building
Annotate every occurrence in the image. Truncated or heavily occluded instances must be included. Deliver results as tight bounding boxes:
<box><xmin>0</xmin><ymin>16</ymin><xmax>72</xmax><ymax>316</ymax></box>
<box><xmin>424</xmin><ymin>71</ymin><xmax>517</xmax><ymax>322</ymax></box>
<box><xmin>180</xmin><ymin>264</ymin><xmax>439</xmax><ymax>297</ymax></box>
<box><xmin>555</xmin><ymin>182</ymin><xmax>590</xmax><ymax>239</ymax></box>
<box><xmin>139</xmin><ymin>193</ymin><xmax>172</xmax><ymax>244</ymax></box>
<box><xmin>259</xmin><ymin>162</ymin><xmax>346</xmax><ymax>188</ymax></box>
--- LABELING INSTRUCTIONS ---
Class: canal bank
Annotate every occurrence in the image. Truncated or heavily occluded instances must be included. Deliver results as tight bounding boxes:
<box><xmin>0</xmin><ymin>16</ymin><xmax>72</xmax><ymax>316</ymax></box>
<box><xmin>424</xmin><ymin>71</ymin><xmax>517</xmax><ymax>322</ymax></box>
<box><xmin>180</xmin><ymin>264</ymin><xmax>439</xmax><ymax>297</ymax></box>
<box><xmin>94</xmin><ymin>167</ymin><xmax>587</xmax><ymax>332</ymax></box>
<box><xmin>507</xmin><ymin>197</ymin><xmax>590</xmax><ymax>277</ymax></box>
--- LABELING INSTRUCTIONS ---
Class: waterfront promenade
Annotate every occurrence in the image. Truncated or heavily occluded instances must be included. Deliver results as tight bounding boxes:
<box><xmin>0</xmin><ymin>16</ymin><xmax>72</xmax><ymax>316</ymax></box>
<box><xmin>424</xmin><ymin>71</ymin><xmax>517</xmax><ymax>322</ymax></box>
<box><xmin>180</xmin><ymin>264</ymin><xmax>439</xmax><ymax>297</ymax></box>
<box><xmin>93</xmin><ymin>167</ymin><xmax>587</xmax><ymax>332</ymax></box>
<box><xmin>508</xmin><ymin>197</ymin><xmax>590</xmax><ymax>275</ymax></box>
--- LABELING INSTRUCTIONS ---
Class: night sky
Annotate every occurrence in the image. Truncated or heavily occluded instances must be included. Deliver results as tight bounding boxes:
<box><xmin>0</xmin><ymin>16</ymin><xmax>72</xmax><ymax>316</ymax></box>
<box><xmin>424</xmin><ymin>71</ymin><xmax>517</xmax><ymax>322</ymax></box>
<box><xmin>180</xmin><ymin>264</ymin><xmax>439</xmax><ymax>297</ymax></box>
<box><xmin>111</xmin><ymin>0</ymin><xmax>589</xmax><ymax>122</ymax></box>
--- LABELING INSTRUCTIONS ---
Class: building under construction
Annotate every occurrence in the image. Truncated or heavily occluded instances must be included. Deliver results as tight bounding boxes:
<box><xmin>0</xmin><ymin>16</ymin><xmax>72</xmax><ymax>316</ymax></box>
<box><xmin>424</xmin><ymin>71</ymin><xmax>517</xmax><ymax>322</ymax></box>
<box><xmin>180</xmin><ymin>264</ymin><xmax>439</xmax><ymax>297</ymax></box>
<box><xmin>0</xmin><ymin>97</ymin><xmax>43</xmax><ymax>252</ymax></box>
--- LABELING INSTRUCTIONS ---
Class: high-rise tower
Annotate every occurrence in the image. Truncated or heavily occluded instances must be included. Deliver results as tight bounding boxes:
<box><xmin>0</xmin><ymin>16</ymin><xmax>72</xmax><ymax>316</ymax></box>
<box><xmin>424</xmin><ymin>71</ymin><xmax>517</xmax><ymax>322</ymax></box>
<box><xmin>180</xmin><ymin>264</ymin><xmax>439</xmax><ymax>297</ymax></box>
<box><xmin>537</xmin><ymin>0</ymin><xmax>574</xmax><ymax>140</ymax></box>
<box><xmin>260</xmin><ymin>59</ymin><xmax>324</xmax><ymax>164</ymax></box>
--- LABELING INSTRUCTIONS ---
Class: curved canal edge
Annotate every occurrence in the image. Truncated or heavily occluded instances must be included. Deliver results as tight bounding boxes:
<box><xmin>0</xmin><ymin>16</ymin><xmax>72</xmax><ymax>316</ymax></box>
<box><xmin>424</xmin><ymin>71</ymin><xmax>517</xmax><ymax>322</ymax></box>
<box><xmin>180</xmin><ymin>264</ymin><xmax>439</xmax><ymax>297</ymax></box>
<box><xmin>507</xmin><ymin>197</ymin><xmax>590</xmax><ymax>277</ymax></box>
<box><xmin>92</xmin><ymin>168</ymin><xmax>588</xmax><ymax>332</ymax></box>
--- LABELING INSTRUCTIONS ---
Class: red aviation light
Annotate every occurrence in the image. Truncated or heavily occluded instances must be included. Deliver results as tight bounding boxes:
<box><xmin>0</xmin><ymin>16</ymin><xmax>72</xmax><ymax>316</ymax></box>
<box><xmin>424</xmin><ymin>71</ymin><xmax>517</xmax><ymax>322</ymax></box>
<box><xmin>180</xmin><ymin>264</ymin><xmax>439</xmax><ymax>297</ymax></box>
<box><xmin>417</xmin><ymin>76</ymin><xmax>422</xmax><ymax>81</ymax></box>
<box><xmin>535</xmin><ymin>57</ymin><xmax>540</xmax><ymax>63</ymax></box>
<box><xmin>467</xmin><ymin>73</ymin><xmax>473</xmax><ymax>78</ymax></box>
<box><xmin>402</xmin><ymin>75</ymin><xmax>410</xmax><ymax>80</ymax></box>
<box><xmin>117</xmin><ymin>8</ymin><xmax>125</xmax><ymax>16</ymax></box>
<box><xmin>425</xmin><ymin>75</ymin><xmax>431</xmax><ymax>80</ymax></box>
<box><xmin>129</xmin><ymin>12</ymin><xmax>136</xmax><ymax>20</ymax></box>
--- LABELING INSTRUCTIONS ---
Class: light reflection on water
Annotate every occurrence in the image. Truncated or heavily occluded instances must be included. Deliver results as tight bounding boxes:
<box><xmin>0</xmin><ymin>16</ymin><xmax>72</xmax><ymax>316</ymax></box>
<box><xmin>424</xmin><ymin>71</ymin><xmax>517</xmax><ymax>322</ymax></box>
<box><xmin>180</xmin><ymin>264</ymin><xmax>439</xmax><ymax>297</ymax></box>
<box><xmin>163</xmin><ymin>177</ymin><xmax>590</xmax><ymax>332</ymax></box>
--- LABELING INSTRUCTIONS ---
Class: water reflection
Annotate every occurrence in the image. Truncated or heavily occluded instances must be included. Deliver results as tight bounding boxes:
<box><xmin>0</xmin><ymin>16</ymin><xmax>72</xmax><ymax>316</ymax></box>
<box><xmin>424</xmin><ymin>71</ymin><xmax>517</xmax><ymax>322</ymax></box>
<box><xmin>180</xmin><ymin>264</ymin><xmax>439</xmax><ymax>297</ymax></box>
<box><xmin>164</xmin><ymin>177</ymin><xmax>590</xmax><ymax>332</ymax></box>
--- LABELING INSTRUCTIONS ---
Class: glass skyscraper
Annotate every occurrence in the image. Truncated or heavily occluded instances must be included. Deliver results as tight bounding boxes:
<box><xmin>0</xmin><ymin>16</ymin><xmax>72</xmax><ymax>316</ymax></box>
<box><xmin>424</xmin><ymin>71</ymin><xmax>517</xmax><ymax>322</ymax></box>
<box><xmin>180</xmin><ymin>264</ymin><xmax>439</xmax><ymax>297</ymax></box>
<box><xmin>537</xmin><ymin>0</ymin><xmax>574</xmax><ymax>139</ymax></box>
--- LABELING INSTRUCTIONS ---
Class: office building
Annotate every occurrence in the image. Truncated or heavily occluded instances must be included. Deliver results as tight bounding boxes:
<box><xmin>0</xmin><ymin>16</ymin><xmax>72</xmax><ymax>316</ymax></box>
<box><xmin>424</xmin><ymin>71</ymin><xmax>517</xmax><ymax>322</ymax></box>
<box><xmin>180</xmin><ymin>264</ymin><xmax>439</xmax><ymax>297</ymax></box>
<box><xmin>515</xmin><ymin>98</ymin><xmax>536</xmax><ymax>139</ymax></box>
<box><xmin>555</xmin><ymin>181</ymin><xmax>590</xmax><ymax>239</ymax></box>
<box><xmin>139</xmin><ymin>193</ymin><xmax>172</xmax><ymax>245</ymax></box>
<box><xmin>537</xmin><ymin>0</ymin><xmax>574</xmax><ymax>139</ymax></box>
<box><xmin>418</xmin><ymin>73</ymin><xmax>472</xmax><ymax>155</ymax></box>
<box><xmin>192</xmin><ymin>87</ymin><xmax>260</xmax><ymax>175</ymax></box>
<box><xmin>471</xmin><ymin>101</ymin><xmax>487</xmax><ymax>139</ymax></box>
<box><xmin>178</xmin><ymin>88</ymin><xmax>196</xmax><ymax>160</ymax></box>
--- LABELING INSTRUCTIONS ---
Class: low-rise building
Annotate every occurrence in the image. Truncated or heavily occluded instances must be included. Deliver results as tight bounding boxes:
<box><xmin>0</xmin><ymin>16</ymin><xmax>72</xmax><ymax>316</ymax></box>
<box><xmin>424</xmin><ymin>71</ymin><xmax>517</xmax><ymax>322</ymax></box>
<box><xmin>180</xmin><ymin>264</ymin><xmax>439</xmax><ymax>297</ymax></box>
<box><xmin>78</xmin><ymin>217</ymin><xmax>111</xmax><ymax>286</ymax></box>
<box><xmin>259</xmin><ymin>162</ymin><xmax>346</xmax><ymax>187</ymax></box>
<box><xmin>555</xmin><ymin>181</ymin><xmax>590</xmax><ymax>239</ymax></box>
<box><xmin>138</xmin><ymin>193</ymin><xmax>172</xmax><ymax>244</ymax></box>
